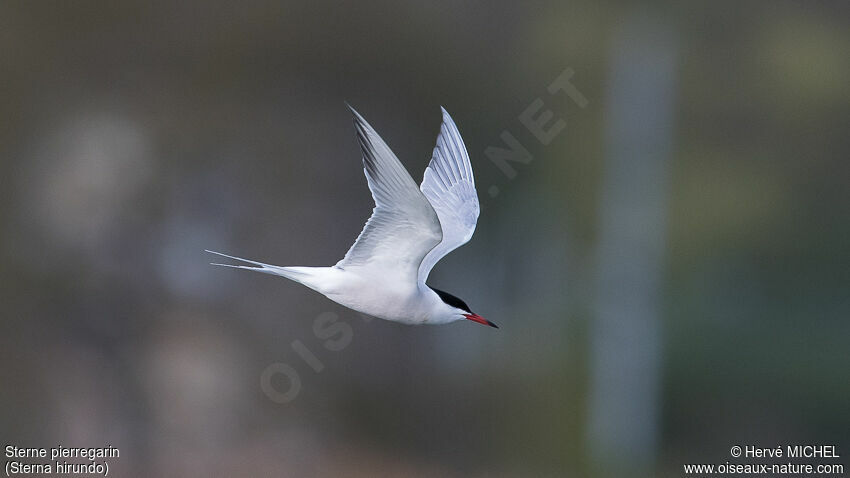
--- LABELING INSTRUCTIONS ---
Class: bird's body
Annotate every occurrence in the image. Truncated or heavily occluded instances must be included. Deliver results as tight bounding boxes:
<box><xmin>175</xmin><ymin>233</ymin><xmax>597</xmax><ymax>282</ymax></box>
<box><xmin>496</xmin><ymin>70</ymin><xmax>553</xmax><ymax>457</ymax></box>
<box><xmin>208</xmin><ymin>105</ymin><xmax>496</xmax><ymax>328</ymax></box>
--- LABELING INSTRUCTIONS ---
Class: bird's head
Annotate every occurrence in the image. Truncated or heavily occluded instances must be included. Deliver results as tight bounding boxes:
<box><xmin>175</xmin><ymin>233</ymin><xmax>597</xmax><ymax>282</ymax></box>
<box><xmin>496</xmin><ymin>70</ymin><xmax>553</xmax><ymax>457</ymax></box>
<box><xmin>429</xmin><ymin>286</ymin><xmax>498</xmax><ymax>328</ymax></box>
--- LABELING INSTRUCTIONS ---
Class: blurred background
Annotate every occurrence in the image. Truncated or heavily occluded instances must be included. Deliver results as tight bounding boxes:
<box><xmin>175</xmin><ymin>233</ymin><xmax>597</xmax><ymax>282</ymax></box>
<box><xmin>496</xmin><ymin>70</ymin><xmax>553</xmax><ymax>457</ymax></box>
<box><xmin>1</xmin><ymin>1</ymin><xmax>848</xmax><ymax>476</ymax></box>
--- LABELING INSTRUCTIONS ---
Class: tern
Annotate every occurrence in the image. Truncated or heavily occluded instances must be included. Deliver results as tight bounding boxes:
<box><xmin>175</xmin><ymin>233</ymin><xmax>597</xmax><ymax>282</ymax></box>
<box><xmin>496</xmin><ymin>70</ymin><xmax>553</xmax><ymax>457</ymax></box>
<box><xmin>207</xmin><ymin>105</ymin><xmax>496</xmax><ymax>328</ymax></box>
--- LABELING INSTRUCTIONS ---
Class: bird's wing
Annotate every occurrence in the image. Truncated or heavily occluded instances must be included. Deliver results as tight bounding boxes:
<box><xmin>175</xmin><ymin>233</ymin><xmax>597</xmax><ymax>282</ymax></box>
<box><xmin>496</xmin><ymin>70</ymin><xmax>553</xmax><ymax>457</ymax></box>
<box><xmin>417</xmin><ymin>107</ymin><xmax>480</xmax><ymax>284</ymax></box>
<box><xmin>336</xmin><ymin>105</ymin><xmax>443</xmax><ymax>280</ymax></box>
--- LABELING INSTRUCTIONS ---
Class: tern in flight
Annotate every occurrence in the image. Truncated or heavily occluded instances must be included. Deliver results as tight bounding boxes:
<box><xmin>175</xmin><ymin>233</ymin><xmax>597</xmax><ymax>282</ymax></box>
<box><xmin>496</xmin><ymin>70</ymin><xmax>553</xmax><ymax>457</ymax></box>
<box><xmin>207</xmin><ymin>105</ymin><xmax>496</xmax><ymax>328</ymax></box>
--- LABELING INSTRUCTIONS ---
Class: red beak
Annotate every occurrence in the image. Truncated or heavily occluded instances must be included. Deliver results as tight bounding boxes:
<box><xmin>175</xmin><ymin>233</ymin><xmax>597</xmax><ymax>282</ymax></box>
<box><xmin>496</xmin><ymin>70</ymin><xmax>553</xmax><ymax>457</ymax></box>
<box><xmin>463</xmin><ymin>313</ymin><xmax>499</xmax><ymax>328</ymax></box>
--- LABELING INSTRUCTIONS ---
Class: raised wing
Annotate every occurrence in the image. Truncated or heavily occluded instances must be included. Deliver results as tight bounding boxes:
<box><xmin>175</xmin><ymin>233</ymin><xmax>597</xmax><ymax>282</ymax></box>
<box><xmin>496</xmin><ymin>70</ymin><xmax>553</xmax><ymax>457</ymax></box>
<box><xmin>418</xmin><ymin>107</ymin><xmax>480</xmax><ymax>283</ymax></box>
<box><xmin>336</xmin><ymin>105</ymin><xmax>442</xmax><ymax>279</ymax></box>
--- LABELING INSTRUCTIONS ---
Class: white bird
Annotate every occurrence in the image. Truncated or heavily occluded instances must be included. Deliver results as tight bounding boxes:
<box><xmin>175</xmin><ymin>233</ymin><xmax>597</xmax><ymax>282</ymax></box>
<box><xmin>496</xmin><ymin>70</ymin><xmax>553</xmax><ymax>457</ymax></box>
<box><xmin>207</xmin><ymin>105</ymin><xmax>496</xmax><ymax>328</ymax></box>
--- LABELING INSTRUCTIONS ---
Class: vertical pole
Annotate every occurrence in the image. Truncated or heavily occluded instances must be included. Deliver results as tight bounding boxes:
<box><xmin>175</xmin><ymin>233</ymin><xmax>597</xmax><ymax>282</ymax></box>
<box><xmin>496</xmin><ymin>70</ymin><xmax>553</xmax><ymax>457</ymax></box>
<box><xmin>587</xmin><ymin>12</ymin><xmax>677</xmax><ymax>475</ymax></box>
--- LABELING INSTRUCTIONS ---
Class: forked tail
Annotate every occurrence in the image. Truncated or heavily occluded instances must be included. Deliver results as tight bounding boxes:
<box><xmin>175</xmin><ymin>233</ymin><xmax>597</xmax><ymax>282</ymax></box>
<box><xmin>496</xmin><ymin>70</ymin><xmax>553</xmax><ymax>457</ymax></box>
<box><xmin>205</xmin><ymin>250</ymin><xmax>326</xmax><ymax>291</ymax></box>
